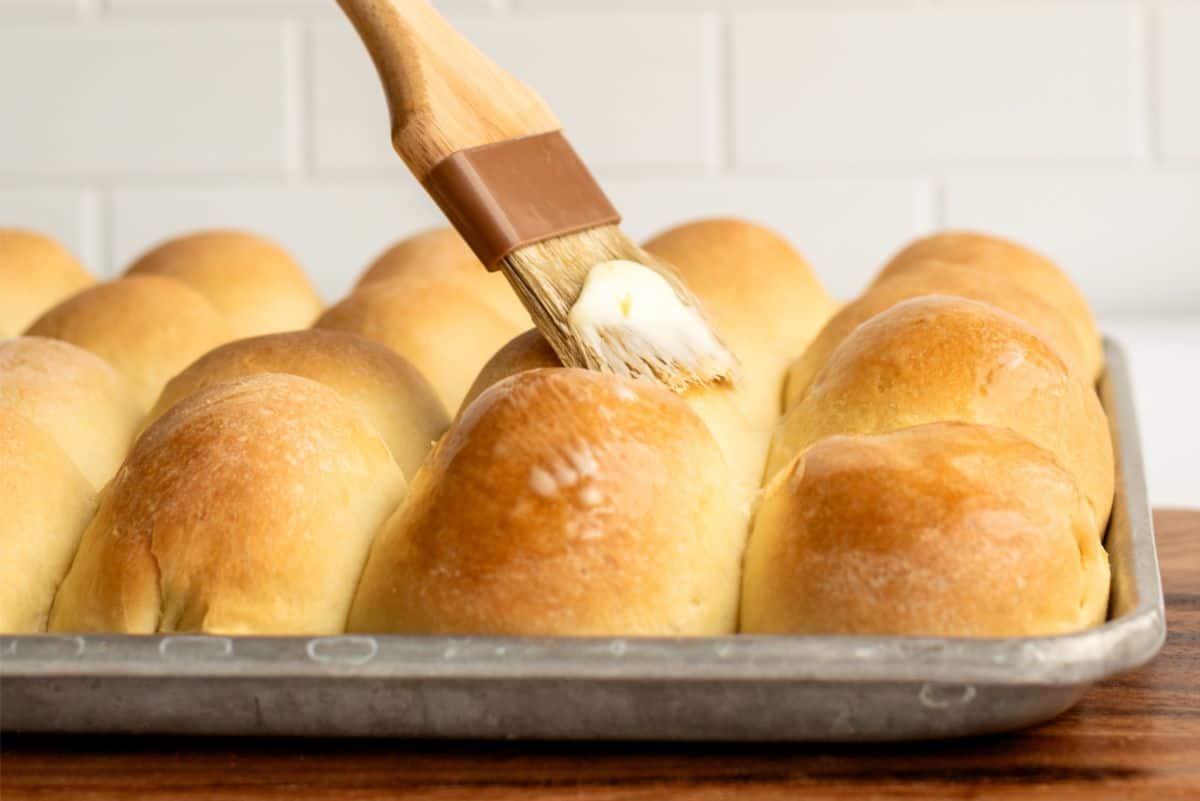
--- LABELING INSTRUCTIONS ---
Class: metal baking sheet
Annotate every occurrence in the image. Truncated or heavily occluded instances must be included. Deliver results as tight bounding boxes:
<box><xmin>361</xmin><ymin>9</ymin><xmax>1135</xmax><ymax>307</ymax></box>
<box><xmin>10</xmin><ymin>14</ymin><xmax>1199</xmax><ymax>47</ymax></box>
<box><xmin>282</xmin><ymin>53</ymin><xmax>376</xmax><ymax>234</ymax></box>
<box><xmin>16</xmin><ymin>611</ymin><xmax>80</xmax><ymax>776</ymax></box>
<box><xmin>0</xmin><ymin>339</ymin><xmax>1165</xmax><ymax>741</ymax></box>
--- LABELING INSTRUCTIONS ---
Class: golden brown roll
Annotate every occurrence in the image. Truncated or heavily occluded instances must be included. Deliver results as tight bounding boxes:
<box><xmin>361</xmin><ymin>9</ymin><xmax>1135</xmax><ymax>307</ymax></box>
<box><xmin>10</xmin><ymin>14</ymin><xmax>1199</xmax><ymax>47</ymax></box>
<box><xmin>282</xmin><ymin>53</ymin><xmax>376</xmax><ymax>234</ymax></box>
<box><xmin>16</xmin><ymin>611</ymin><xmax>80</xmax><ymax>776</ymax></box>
<box><xmin>355</xmin><ymin>227</ymin><xmax>528</xmax><ymax>327</ymax></box>
<box><xmin>0</xmin><ymin>409</ymin><xmax>96</xmax><ymax>633</ymax></box>
<box><xmin>768</xmin><ymin>296</ymin><xmax>1114</xmax><ymax>529</ymax></box>
<box><xmin>0</xmin><ymin>229</ymin><xmax>94</xmax><ymax>337</ymax></box>
<box><xmin>125</xmin><ymin>230</ymin><xmax>322</xmax><ymax>338</ymax></box>
<box><xmin>48</xmin><ymin>373</ymin><xmax>406</xmax><ymax>635</ymax></box>
<box><xmin>0</xmin><ymin>337</ymin><xmax>141</xmax><ymax>489</ymax></box>
<box><xmin>644</xmin><ymin>218</ymin><xmax>837</xmax><ymax>422</ymax></box>
<box><xmin>25</xmin><ymin>275</ymin><xmax>232</xmax><ymax>411</ymax></box>
<box><xmin>784</xmin><ymin>260</ymin><xmax>1093</xmax><ymax>406</ymax></box>
<box><xmin>461</xmin><ymin>329</ymin><xmax>559</xmax><ymax>412</ymax></box>
<box><xmin>314</xmin><ymin>275</ymin><xmax>525</xmax><ymax>411</ymax></box>
<box><xmin>743</xmin><ymin>423</ymin><xmax>1110</xmax><ymax>637</ymax></box>
<box><xmin>876</xmin><ymin>231</ymin><xmax>1103</xmax><ymax>380</ymax></box>
<box><xmin>145</xmin><ymin>329</ymin><xmax>449</xmax><ymax>479</ymax></box>
<box><xmin>348</xmin><ymin>368</ymin><xmax>744</xmax><ymax>636</ymax></box>
<box><xmin>462</xmin><ymin>329</ymin><xmax>766</xmax><ymax>499</ymax></box>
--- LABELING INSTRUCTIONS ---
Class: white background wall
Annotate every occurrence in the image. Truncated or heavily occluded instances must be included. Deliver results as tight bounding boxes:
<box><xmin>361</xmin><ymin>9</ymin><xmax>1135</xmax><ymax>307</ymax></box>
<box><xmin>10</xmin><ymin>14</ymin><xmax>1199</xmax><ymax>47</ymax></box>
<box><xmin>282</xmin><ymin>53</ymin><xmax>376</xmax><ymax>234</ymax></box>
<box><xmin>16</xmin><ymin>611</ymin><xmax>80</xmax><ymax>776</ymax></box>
<box><xmin>0</xmin><ymin>0</ymin><xmax>1196</xmax><ymax>506</ymax></box>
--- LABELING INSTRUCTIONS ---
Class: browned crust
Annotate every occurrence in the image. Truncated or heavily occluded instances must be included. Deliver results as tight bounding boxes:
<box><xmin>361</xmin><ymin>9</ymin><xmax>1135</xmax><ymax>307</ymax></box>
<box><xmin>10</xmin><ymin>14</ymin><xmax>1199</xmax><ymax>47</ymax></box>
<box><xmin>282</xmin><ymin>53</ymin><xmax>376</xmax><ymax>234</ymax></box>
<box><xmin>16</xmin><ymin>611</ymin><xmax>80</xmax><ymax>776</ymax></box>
<box><xmin>744</xmin><ymin>422</ymin><xmax>1110</xmax><ymax>636</ymax></box>
<box><xmin>348</xmin><ymin>368</ymin><xmax>744</xmax><ymax>636</ymax></box>
<box><xmin>48</xmin><ymin>373</ymin><xmax>405</xmax><ymax>635</ymax></box>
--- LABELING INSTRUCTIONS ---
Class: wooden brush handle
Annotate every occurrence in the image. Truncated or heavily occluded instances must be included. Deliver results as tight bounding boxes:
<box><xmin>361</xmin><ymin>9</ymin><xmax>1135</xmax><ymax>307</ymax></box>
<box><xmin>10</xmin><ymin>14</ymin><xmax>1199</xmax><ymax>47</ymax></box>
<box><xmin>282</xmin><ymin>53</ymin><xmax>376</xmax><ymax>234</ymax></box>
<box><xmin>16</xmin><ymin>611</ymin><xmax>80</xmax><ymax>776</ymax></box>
<box><xmin>336</xmin><ymin>0</ymin><xmax>562</xmax><ymax>179</ymax></box>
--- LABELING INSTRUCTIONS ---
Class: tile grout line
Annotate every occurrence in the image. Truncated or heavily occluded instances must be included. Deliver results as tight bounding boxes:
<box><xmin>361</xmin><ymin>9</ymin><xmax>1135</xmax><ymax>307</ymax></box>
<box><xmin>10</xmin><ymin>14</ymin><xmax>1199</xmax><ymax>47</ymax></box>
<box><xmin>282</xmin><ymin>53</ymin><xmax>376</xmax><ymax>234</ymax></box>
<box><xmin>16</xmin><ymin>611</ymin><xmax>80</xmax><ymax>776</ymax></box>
<box><xmin>1141</xmin><ymin>0</ymin><xmax>1162</xmax><ymax>167</ymax></box>
<box><xmin>701</xmin><ymin>10</ymin><xmax>726</xmax><ymax>176</ymax></box>
<box><xmin>928</xmin><ymin>173</ymin><xmax>948</xmax><ymax>231</ymax></box>
<box><xmin>7</xmin><ymin>160</ymin><xmax>1200</xmax><ymax>189</ymax></box>
<box><xmin>717</xmin><ymin>7</ymin><xmax>736</xmax><ymax>175</ymax></box>
<box><xmin>79</xmin><ymin>185</ymin><xmax>111</xmax><ymax>276</ymax></box>
<box><xmin>76</xmin><ymin>0</ymin><xmax>101</xmax><ymax>20</ymax></box>
<box><xmin>282</xmin><ymin>17</ymin><xmax>309</xmax><ymax>182</ymax></box>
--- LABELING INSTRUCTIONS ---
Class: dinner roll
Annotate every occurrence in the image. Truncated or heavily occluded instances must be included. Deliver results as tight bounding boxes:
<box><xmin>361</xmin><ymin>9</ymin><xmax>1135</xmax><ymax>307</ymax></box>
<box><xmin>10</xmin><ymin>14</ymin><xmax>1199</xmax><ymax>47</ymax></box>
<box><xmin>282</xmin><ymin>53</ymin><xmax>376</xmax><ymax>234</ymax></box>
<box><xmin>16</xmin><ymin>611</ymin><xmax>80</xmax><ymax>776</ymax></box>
<box><xmin>768</xmin><ymin>296</ymin><xmax>1114</xmax><ymax>529</ymax></box>
<box><xmin>877</xmin><ymin>231</ymin><xmax>1102</xmax><ymax>380</ymax></box>
<box><xmin>0</xmin><ymin>409</ymin><xmax>96</xmax><ymax>633</ymax></box>
<box><xmin>0</xmin><ymin>229</ymin><xmax>94</xmax><ymax>337</ymax></box>
<box><xmin>462</xmin><ymin>329</ymin><xmax>767</xmax><ymax>496</ymax></box>
<box><xmin>0</xmin><ymin>337</ymin><xmax>141</xmax><ymax>489</ymax></box>
<box><xmin>355</xmin><ymin>227</ymin><xmax>528</xmax><ymax>326</ymax></box>
<box><xmin>461</xmin><ymin>330</ymin><xmax>558</xmax><ymax>410</ymax></box>
<box><xmin>145</xmin><ymin>329</ymin><xmax>449</xmax><ymax>479</ymax></box>
<box><xmin>348</xmin><ymin>368</ymin><xmax>744</xmax><ymax>636</ymax></box>
<box><xmin>743</xmin><ymin>423</ymin><xmax>1110</xmax><ymax>636</ymax></box>
<box><xmin>784</xmin><ymin>260</ymin><xmax>1093</xmax><ymax>406</ymax></box>
<box><xmin>26</xmin><ymin>275</ymin><xmax>232</xmax><ymax>411</ymax></box>
<box><xmin>49</xmin><ymin>374</ymin><xmax>405</xmax><ymax>635</ymax></box>
<box><xmin>125</xmin><ymin>230</ymin><xmax>322</xmax><ymax>338</ymax></box>
<box><xmin>644</xmin><ymin>218</ymin><xmax>837</xmax><ymax>421</ymax></box>
<box><xmin>315</xmin><ymin>275</ymin><xmax>525</xmax><ymax>411</ymax></box>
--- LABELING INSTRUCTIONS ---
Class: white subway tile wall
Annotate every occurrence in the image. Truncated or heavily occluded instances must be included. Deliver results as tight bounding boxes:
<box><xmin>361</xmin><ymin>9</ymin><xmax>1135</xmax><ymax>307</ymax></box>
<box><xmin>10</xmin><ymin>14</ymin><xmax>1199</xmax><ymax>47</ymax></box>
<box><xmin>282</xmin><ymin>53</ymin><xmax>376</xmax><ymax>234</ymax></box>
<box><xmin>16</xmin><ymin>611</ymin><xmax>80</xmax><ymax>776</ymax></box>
<box><xmin>732</xmin><ymin>6</ymin><xmax>1144</xmax><ymax>164</ymax></box>
<box><xmin>1160</xmin><ymin>2</ymin><xmax>1200</xmax><ymax>161</ymax></box>
<box><xmin>0</xmin><ymin>0</ymin><xmax>1196</xmax><ymax>504</ymax></box>
<box><xmin>0</xmin><ymin>189</ymin><xmax>93</xmax><ymax>261</ymax></box>
<box><xmin>599</xmin><ymin>175</ymin><xmax>933</xmax><ymax>301</ymax></box>
<box><xmin>312</xmin><ymin>13</ymin><xmax>716</xmax><ymax>172</ymax></box>
<box><xmin>0</xmin><ymin>23</ymin><xmax>293</xmax><ymax>173</ymax></box>
<box><xmin>109</xmin><ymin>183</ymin><xmax>444</xmax><ymax>296</ymax></box>
<box><xmin>946</xmin><ymin>173</ymin><xmax>1200</xmax><ymax>314</ymax></box>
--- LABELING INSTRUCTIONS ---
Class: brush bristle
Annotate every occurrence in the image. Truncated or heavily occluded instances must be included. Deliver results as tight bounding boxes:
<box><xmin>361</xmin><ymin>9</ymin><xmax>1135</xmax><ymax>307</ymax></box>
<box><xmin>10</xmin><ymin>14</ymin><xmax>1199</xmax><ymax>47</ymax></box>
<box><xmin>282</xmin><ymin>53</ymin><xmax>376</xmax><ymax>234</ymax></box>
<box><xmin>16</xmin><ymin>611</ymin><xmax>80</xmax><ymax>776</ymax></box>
<box><xmin>498</xmin><ymin>225</ymin><xmax>737</xmax><ymax>392</ymax></box>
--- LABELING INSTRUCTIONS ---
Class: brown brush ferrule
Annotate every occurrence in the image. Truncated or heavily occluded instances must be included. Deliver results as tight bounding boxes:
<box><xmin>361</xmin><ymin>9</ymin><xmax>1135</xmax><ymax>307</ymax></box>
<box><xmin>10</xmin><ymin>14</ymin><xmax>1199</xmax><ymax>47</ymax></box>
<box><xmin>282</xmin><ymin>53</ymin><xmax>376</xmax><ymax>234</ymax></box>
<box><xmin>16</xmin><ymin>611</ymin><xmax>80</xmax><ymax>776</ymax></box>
<box><xmin>422</xmin><ymin>131</ymin><xmax>621</xmax><ymax>271</ymax></box>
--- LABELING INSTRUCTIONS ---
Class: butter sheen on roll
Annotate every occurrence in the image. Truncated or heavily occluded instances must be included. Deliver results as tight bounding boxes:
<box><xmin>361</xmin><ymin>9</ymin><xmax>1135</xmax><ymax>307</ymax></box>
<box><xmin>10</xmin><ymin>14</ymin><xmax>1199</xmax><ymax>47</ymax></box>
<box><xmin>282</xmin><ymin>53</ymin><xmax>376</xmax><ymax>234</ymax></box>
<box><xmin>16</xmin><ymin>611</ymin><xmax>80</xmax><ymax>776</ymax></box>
<box><xmin>49</xmin><ymin>373</ymin><xmax>405</xmax><ymax>635</ymax></box>
<box><xmin>348</xmin><ymin>368</ymin><xmax>744</xmax><ymax>636</ymax></box>
<box><xmin>743</xmin><ymin>423</ymin><xmax>1110</xmax><ymax>637</ymax></box>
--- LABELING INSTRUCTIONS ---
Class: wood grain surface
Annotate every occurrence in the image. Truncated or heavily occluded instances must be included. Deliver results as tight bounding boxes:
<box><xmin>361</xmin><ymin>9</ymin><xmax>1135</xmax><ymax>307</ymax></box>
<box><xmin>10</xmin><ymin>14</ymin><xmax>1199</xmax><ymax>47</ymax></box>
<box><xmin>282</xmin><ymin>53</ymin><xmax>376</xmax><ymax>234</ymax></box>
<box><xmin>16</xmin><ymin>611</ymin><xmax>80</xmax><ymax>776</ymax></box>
<box><xmin>2</xmin><ymin>509</ymin><xmax>1197</xmax><ymax>801</ymax></box>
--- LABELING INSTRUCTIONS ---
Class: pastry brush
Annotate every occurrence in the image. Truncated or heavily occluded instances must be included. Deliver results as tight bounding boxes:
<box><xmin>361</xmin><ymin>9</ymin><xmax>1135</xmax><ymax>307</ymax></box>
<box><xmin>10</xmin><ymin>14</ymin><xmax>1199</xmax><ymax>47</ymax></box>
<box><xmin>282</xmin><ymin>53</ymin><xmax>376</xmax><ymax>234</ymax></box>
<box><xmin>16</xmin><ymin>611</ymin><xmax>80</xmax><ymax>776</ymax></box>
<box><xmin>335</xmin><ymin>0</ymin><xmax>736</xmax><ymax>391</ymax></box>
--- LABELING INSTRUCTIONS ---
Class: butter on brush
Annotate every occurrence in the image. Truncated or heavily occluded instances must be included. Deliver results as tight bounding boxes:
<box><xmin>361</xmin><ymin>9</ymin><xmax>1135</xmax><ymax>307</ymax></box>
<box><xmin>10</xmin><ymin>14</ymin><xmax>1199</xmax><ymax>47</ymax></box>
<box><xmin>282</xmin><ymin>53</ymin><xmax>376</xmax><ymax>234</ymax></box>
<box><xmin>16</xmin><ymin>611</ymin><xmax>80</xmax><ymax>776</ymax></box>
<box><xmin>335</xmin><ymin>0</ymin><xmax>735</xmax><ymax>391</ymax></box>
<box><xmin>568</xmin><ymin>260</ymin><xmax>732</xmax><ymax>385</ymax></box>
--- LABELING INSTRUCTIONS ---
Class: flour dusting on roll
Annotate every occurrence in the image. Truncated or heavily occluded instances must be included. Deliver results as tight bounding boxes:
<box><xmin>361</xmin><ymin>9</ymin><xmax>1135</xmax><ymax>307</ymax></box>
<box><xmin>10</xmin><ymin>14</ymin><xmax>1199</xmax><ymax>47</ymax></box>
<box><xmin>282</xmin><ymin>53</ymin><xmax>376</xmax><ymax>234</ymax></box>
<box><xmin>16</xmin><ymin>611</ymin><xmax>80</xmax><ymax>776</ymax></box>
<box><xmin>49</xmin><ymin>373</ymin><xmax>405</xmax><ymax>635</ymax></box>
<box><xmin>145</xmin><ymin>329</ymin><xmax>449</xmax><ymax>480</ymax></box>
<box><xmin>0</xmin><ymin>337</ymin><xmax>141</xmax><ymax>490</ymax></box>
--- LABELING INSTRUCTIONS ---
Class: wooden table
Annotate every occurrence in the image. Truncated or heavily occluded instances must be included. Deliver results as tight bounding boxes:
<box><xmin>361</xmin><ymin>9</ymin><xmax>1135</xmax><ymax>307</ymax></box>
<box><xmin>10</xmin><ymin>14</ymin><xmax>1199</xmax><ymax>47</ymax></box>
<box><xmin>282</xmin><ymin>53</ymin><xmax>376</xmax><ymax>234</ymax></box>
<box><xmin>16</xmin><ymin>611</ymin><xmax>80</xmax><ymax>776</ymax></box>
<box><xmin>3</xmin><ymin>509</ymin><xmax>1197</xmax><ymax>800</ymax></box>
